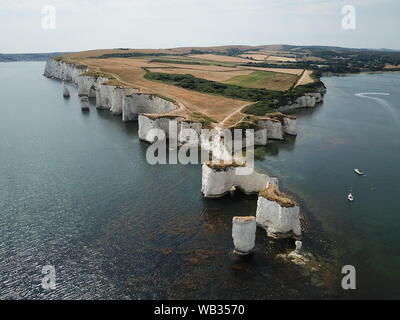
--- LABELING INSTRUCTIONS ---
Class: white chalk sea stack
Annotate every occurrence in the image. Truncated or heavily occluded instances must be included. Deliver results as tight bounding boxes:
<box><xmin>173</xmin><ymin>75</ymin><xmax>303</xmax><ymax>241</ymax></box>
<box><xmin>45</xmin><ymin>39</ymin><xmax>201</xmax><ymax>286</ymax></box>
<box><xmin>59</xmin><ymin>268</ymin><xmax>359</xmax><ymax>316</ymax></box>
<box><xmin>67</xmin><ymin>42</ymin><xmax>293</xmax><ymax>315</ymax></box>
<box><xmin>63</xmin><ymin>82</ymin><xmax>70</xmax><ymax>98</ymax></box>
<box><xmin>201</xmin><ymin>161</ymin><xmax>278</xmax><ymax>198</ymax></box>
<box><xmin>232</xmin><ymin>216</ymin><xmax>257</xmax><ymax>255</ymax></box>
<box><xmin>256</xmin><ymin>183</ymin><xmax>301</xmax><ymax>238</ymax></box>
<box><xmin>80</xmin><ymin>96</ymin><xmax>90</xmax><ymax>111</ymax></box>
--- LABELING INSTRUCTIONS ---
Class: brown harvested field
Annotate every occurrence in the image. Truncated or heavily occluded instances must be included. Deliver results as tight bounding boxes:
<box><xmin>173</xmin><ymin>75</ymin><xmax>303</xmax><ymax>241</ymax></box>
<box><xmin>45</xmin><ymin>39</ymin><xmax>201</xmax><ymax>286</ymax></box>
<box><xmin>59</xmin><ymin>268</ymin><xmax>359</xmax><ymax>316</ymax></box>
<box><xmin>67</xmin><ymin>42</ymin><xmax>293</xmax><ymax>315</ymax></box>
<box><xmin>147</xmin><ymin>67</ymin><xmax>254</xmax><ymax>82</ymax></box>
<box><xmin>152</xmin><ymin>63</ymin><xmax>240</xmax><ymax>72</ymax></box>
<box><xmin>188</xmin><ymin>54</ymin><xmax>251</xmax><ymax>63</ymax></box>
<box><xmin>266</xmin><ymin>55</ymin><xmax>297</xmax><ymax>62</ymax></box>
<box><xmin>295</xmin><ymin>70</ymin><xmax>315</xmax><ymax>87</ymax></box>
<box><xmin>238</xmin><ymin>66</ymin><xmax>304</xmax><ymax>76</ymax></box>
<box><xmin>81</xmin><ymin>58</ymin><xmax>251</xmax><ymax>122</ymax></box>
<box><xmin>239</xmin><ymin>54</ymin><xmax>268</xmax><ymax>61</ymax></box>
<box><xmin>170</xmin><ymin>45</ymin><xmax>255</xmax><ymax>54</ymax></box>
<box><xmin>301</xmin><ymin>56</ymin><xmax>325</xmax><ymax>62</ymax></box>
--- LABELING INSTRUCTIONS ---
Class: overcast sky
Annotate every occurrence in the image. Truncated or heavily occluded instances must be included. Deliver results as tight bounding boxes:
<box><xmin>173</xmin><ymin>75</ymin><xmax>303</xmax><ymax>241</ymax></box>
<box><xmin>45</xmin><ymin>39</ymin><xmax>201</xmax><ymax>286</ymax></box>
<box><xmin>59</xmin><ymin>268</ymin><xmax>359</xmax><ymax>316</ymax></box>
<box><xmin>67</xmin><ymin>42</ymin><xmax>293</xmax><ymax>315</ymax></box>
<box><xmin>1</xmin><ymin>0</ymin><xmax>399</xmax><ymax>53</ymax></box>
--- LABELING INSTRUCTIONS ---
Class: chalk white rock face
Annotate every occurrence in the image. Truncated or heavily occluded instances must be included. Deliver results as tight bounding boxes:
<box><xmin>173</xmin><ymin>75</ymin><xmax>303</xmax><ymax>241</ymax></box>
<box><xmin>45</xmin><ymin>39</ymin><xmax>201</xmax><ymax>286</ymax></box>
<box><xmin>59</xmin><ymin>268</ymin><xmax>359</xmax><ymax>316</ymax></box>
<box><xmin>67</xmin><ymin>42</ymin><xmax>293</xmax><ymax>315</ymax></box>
<box><xmin>309</xmin><ymin>92</ymin><xmax>324</xmax><ymax>103</ymax></box>
<box><xmin>138</xmin><ymin>114</ymin><xmax>205</xmax><ymax>146</ymax></box>
<box><xmin>277</xmin><ymin>90</ymin><xmax>325</xmax><ymax>112</ymax></box>
<box><xmin>78</xmin><ymin>76</ymin><xmax>99</xmax><ymax>97</ymax></box>
<box><xmin>232</xmin><ymin>217</ymin><xmax>257</xmax><ymax>255</ymax></box>
<box><xmin>201</xmin><ymin>164</ymin><xmax>278</xmax><ymax>198</ymax></box>
<box><xmin>254</xmin><ymin>128</ymin><xmax>268</xmax><ymax>145</ymax></box>
<box><xmin>138</xmin><ymin>115</ymin><xmax>161</xmax><ymax>143</ymax></box>
<box><xmin>44</xmin><ymin>59</ymin><xmax>87</xmax><ymax>84</ymax></box>
<box><xmin>122</xmin><ymin>94</ymin><xmax>178</xmax><ymax>122</ymax></box>
<box><xmin>179</xmin><ymin>121</ymin><xmax>203</xmax><ymax>146</ymax></box>
<box><xmin>96</xmin><ymin>85</ymin><xmax>115</xmax><ymax>110</ymax></box>
<box><xmin>80</xmin><ymin>96</ymin><xmax>90</xmax><ymax>111</ymax></box>
<box><xmin>256</xmin><ymin>194</ymin><xmax>302</xmax><ymax>238</ymax></box>
<box><xmin>110</xmin><ymin>87</ymin><xmax>137</xmax><ymax>115</ymax></box>
<box><xmin>63</xmin><ymin>82</ymin><xmax>70</xmax><ymax>98</ymax></box>
<box><xmin>138</xmin><ymin>115</ymin><xmax>184</xmax><ymax>143</ymax></box>
<box><xmin>258</xmin><ymin>120</ymin><xmax>283</xmax><ymax>140</ymax></box>
<box><xmin>283</xmin><ymin>117</ymin><xmax>297</xmax><ymax>136</ymax></box>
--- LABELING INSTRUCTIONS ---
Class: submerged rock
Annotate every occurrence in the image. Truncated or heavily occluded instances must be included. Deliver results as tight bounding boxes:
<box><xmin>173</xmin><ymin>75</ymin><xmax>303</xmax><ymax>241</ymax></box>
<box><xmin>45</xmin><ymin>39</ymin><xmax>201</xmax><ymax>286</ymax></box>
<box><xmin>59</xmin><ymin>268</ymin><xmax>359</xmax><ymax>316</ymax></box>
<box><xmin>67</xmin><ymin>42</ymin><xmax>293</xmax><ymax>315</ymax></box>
<box><xmin>232</xmin><ymin>216</ymin><xmax>257</xmax><ymax>255</ymax></box>
<box><xmin>256</xmin><ymin>183</ymin><xmax>301</xmax><ymax>238</ymax></box>
<box><xmin>277</xmin><ymin>241</ymin><xmax>338</xmax><ymax>290</ymax></box>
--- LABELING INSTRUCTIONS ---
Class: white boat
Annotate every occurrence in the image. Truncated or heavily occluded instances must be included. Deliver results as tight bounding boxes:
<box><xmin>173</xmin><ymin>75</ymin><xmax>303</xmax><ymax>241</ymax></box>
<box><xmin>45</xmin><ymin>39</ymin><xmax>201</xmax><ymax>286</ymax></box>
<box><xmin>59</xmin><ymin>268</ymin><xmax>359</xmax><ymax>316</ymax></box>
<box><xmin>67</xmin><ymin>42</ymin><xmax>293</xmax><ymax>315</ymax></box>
<box><xmin>348</xmin><ymin>193</ymin><xmax>354</xmax><ymax>202</ymax></box>
<box><xmin>354</xmin><ymin>169</ymin><xmax>364</xmax><ymax>176</ymax></box>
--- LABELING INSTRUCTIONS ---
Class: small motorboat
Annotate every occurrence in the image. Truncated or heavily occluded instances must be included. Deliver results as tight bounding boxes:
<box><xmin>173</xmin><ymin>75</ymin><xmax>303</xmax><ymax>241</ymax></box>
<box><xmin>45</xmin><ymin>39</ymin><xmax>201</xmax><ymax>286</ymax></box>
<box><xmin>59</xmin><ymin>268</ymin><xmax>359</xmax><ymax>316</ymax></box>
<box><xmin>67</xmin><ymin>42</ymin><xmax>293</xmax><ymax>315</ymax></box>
<box><xmin>354</xmin><ymin>169</ymin><xmax>364</xmax><ymax>176</ymax></box>
<box><xmin>348</xmin><ymin>193</ymin><xmax>354</xmax><ymax>202</ymax></box>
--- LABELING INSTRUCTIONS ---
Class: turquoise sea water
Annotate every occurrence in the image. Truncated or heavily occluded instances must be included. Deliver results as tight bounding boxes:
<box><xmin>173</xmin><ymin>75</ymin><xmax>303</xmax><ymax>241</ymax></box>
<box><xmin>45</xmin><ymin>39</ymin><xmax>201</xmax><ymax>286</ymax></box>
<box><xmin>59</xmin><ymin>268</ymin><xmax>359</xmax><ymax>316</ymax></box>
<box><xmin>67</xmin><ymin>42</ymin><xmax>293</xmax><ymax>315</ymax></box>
<box><xmin>0</xmin><ymin>62</ymin><xmax>399</xmax><ymax>299</ymax></box>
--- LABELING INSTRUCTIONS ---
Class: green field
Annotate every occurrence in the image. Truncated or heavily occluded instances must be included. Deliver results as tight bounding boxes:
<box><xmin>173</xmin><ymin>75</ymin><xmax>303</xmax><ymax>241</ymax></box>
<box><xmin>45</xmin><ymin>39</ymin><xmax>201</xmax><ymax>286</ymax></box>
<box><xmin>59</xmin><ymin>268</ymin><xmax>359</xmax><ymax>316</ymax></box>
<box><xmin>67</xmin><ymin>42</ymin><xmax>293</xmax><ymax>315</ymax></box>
<box><xmin>224</xmin><ymin>71</ymin><xmax>298</xmax><ymax>91</ymax></box>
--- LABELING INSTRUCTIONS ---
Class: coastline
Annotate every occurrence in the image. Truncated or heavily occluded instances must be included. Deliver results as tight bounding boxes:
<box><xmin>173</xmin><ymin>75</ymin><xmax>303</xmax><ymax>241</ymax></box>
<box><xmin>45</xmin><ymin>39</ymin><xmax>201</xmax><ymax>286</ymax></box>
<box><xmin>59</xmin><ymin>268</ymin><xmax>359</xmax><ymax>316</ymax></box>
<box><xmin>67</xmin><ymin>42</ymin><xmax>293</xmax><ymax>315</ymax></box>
<box><xmin>42</xmin><ymin>57</ymin><xmax>344</xmax><ymax>295</ymax></box>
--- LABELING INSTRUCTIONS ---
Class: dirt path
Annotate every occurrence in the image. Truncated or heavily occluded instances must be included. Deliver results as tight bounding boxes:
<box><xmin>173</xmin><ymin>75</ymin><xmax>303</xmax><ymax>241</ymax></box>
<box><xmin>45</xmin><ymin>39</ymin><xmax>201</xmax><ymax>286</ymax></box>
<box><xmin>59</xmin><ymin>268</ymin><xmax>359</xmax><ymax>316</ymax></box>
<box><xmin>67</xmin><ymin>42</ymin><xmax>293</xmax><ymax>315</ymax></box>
<box><xmin>219</xmin><ymin>104</ymin><xmax>251</xmax><ymax>129</ymax></box>
<box><xmin>294</xmin><ymin>70</ymin><xmax>314</xmax><ymax>87</ymax></box>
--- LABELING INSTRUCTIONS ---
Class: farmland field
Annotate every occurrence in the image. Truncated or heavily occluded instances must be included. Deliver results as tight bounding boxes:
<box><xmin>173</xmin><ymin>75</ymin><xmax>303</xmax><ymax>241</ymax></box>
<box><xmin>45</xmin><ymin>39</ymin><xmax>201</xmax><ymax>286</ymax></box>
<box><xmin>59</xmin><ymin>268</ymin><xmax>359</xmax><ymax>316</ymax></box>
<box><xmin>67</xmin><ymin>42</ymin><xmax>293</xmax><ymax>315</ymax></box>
<box><xmin>266</xmin><ymin>55</ymin><xmax>297</xmax><ymax>62</ymax></box>
<box><xmin>295</xmin><ymin>70</ymin><xmax>314</xmax><ymax>87</ymax></box>
<box><xmin>188</xmin><ymin>54</ymin><xmax>251</xmax><ymax>63</ymax></box>
<box><xmin>238</xmin><ymin>66</ymin><xmax>304</xmax><ymax>76</ymax></box>
<box><xmin>147</xmin><ymin>67</ymin><xmax>254</xmax><ymax>82</ymax></box>
<box><xmin>223</xmin><ymin>71</ymin><xmax>298</xmax><ymax>91</ymax></box>
<box><xmin>239</xmin><ymin>54</ymin><xmax>269</xmax><ymax>61</ymax></box>
<box><xmin>55</xmin><ymin>47</ymin><xmax>316</xmax><ymax>126</ymax></box>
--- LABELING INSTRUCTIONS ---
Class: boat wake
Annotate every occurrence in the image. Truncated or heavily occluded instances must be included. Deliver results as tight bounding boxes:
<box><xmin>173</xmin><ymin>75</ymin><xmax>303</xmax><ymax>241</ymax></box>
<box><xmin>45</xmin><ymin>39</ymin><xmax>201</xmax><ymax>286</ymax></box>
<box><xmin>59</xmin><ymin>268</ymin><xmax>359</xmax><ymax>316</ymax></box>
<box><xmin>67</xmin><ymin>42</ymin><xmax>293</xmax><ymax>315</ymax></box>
<box><xmin>355</xmin><ymin>92</ymin><xmax>399</xmax><ymax>125</ymax></box>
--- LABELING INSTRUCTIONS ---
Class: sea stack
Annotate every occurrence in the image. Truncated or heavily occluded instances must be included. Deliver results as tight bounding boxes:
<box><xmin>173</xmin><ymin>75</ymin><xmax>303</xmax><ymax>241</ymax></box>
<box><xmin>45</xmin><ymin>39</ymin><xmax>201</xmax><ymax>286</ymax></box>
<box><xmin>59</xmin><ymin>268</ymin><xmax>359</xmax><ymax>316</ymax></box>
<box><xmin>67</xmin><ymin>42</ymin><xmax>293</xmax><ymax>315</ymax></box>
<box><xmin>63</xmin><ymin>82</ymin><xmax>70</xmax><ymax>98</ymax></box>
<box><xmin>201</xmin><ymin>161</ymin><xmax>278</xmax><ymax>198</ymax></box>
<box><xmin>80</xmin><ymin>96</ymin><xmax>90</xmax><ymax>111</ymax></box>
<box><xmin>295</xmin><ymin>241</ymin><xmax>303</xmax><ymax>254</ymax></box>
<box><xmin>232</xmin><ymin>216</ymin><xmax>257</xmax><ymax>255</ymax></box>
<box><xmin>256</xmin><ymin>183</ymin><xmax>301</xmax><ymax>238</ymax></box>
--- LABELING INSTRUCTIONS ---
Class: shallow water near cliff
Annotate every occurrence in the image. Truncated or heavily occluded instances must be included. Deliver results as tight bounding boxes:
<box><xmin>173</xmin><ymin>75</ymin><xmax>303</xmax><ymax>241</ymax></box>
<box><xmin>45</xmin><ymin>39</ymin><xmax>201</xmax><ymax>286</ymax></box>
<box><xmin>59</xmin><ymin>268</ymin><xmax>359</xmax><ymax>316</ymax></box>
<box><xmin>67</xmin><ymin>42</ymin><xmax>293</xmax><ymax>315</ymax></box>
<box><xmin>0</xmin><ymin>62</ymin><xmax>399</xmax><ymax>299</ymax></box>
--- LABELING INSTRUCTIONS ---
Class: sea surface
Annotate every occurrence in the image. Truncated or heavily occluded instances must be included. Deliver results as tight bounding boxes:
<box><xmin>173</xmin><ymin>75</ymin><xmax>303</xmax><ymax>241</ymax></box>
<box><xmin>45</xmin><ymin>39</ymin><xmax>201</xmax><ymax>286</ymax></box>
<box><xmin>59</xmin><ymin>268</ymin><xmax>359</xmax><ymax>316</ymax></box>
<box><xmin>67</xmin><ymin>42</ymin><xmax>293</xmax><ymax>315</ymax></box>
<box><xmin>0</xmin><ymin>62</ymin><xmax>399</xmax><ymax>299</ymax></box>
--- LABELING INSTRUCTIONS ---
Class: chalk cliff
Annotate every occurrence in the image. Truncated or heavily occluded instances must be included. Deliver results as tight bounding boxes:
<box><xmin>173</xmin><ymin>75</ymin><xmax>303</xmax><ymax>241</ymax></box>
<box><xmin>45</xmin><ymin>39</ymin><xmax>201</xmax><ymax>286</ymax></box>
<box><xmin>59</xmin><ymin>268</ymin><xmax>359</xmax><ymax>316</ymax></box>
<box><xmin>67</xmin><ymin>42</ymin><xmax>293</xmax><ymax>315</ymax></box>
<box><xmin>256</xmin><ymin>184</ymin><xmax>302</xmax><ymax>238</ymax></box>
<box><xmin>44</xmin><ymin>58</ymin><xmax>87</xmax><ymax>84</ymax></box>
<box><xmin>110</xmin><ymin>87</ymin><xmax>137</xmax><ymax>115</ymax></box>
<box><xmin>258</xmin><ymin>113</ymin><xmax>298</xmax><ymax>137</ymax></box>
<box><xmin>201</xmin><ymin>161</ymin><xmax>278</xmax><ymax>198</ymax></box>
<box><xmin>283</xmin><ymin>117</ymin><xmax>297</xmax><ymax>136</ymax></box>
<box><xmin>123</xmin><ymin>94</ymin><xmax>178</xmax><ymax>122</ymax></box>
<box><xmin>80</xmin><ymin>96</ymin><xmax>90</xmax><ymax>111</ymax></box>
<box><xmin>78</xmin><ymin>75</ymin><xmax>108</xmax><ymax>98</ymax></box>
<box><xmin>63</xmin><ymin>82</ymin><xmax>70</xmax><ymax>98</ymax></box>
<box><xmin>232</xmin><ymin>216</ymin><xmax>257</xmax><ymax>255</ymax></box>
<box><xmin>257</xmin><ymin>119</ymin><xmax>283</xmax><ymax>140</ymax></box>
<box><xmin>45</xmin><ymin>58</ymin><xmax>179</xmax><ymax>119</ymax></box>
<box><xmin>277</xmin><ymin>87</ymin><xmax>326</xmax><ymax>113</ymax></box>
